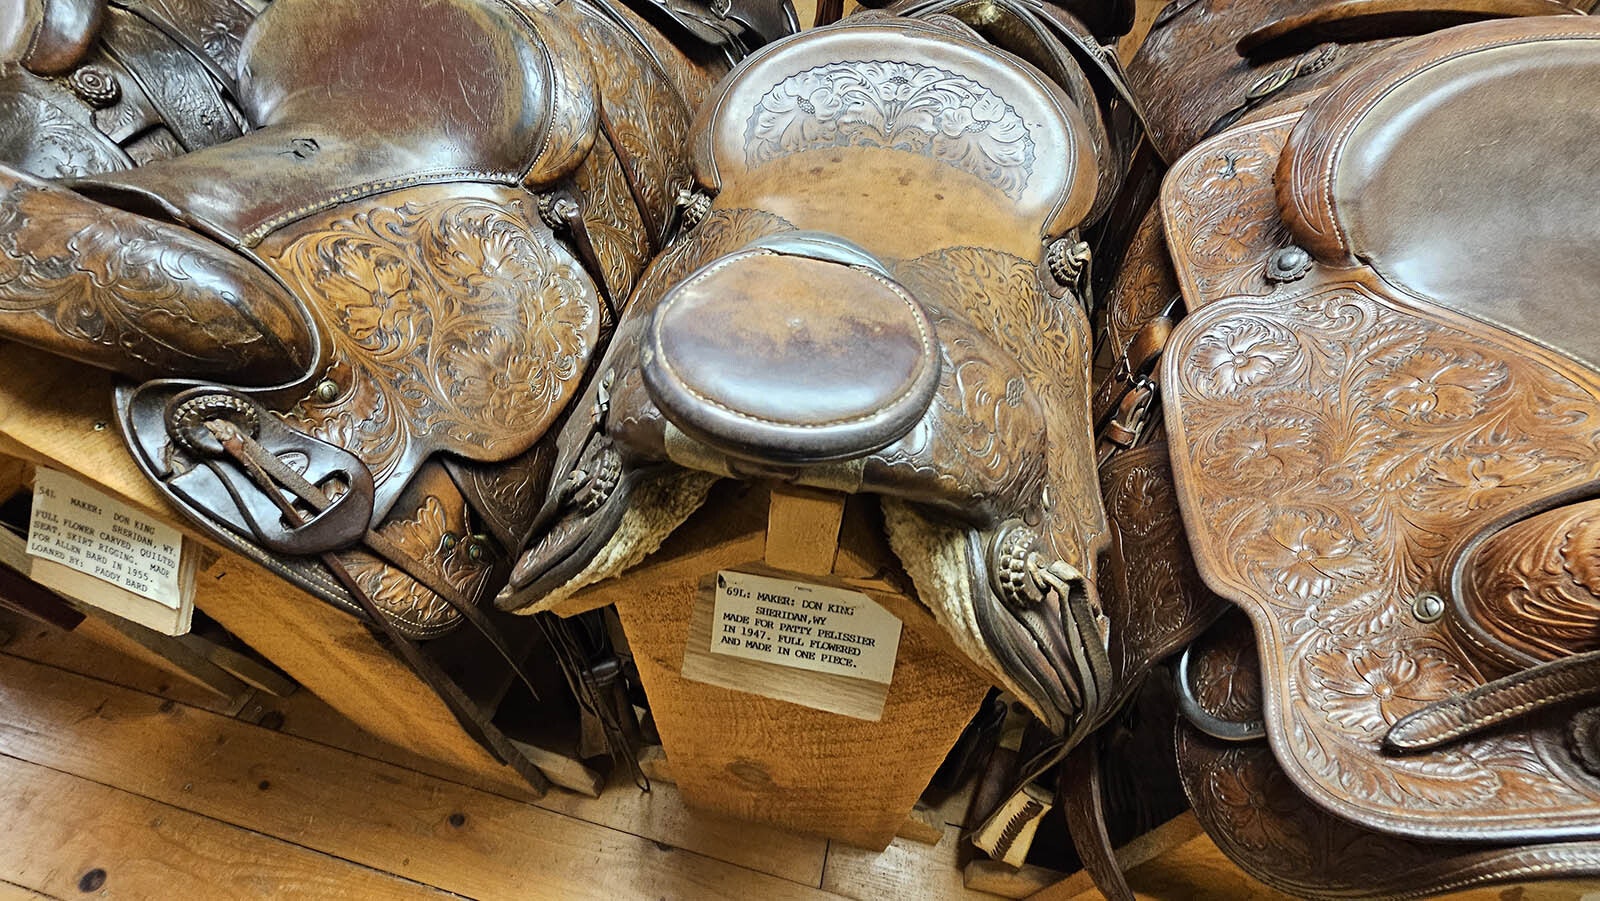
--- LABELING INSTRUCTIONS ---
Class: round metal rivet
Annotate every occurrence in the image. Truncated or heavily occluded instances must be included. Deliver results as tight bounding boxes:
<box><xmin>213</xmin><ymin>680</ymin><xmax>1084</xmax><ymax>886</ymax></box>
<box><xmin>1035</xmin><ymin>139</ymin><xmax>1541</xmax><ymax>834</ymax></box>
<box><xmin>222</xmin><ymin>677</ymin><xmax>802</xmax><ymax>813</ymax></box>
<box><xmin>1266</xmin><ymin>245</ymin><xmax>1313</xmax><ymax>283</ymax></box>
<box><xmin>313</xmin><ymin>379</ymin><xmax>339</xmax><ymax>403</ymax></box>
<box><xmin>1411</xmin><ymin>592</ymin><xmax>1446</xmax><ymax>623</ymax></box>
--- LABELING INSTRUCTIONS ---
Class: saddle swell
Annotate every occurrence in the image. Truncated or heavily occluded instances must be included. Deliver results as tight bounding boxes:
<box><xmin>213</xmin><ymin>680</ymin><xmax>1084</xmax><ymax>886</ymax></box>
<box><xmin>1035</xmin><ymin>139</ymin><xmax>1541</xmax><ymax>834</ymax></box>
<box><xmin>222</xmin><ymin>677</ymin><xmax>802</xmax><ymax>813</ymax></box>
<box><xmin>504</xmin><ymin>3</ymin><xmax>1129</xmax><ymax>742</ymax></box>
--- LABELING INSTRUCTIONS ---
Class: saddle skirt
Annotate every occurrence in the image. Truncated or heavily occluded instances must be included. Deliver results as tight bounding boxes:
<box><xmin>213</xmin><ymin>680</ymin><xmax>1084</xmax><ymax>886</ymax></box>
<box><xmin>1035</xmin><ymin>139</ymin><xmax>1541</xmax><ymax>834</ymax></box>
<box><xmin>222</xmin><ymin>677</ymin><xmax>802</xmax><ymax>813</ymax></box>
<box><xmin>1159</xmin><ymin>15</ymin><xmax>1600</xmax><ymax>873</ymax></box>
<box><xmin>501</xmin><ymin>5</ymin><xmax>1126</xmax><ymax>739</ymax></box>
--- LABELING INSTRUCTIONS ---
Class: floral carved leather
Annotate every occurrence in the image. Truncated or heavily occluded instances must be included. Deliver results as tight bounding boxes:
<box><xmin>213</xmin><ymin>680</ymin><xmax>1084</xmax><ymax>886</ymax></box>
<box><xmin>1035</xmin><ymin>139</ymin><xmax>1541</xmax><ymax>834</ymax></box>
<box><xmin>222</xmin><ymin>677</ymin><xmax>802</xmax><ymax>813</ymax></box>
<box><xmin>1176</xmin><ymin>617</ymin><xmax>1600</xmax><ymax>898</ymax></box>
<box><xmin>502</xmin><ymin>2</ymin><xmax>1143</xmax><ymax>743</ymax></box>
<box><xmin>1160</xmin><ymin>17</ymin><xmax>1600</xmax><ymax>860</ymax></box>
<box><xmin>0</xmin><ymin>0</ymin><xmax>762</xmax><ymax>637</ymax></box>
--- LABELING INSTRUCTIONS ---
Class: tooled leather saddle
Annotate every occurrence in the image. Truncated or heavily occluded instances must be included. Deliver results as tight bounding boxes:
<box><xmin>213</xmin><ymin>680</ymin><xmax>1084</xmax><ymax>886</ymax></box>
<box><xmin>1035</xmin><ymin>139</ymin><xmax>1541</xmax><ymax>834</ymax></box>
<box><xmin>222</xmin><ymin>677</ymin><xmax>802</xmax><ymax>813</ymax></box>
<box><xmin>497</xmin><ymin>0</ymin><xmax>1164</xmax><ymax>766</ymax></box>
<box><xmin>0</xmin><ymin>0</ymin><xmax>795</xmax><ymax>780</ymax></box>
<box><xmin>1086</xmin><ymin>7</ymin><xmax>1600</xmax><ymax>897</ymax></box>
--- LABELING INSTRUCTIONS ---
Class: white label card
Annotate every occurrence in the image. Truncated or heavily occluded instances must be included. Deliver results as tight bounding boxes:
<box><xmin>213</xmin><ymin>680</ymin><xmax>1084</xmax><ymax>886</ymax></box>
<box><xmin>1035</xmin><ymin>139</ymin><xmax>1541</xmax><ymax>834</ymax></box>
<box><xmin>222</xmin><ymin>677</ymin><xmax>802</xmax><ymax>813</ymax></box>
<box><xmin>711</xmin><ymin>570</ymin><xmax>902</xmax><ymax>684</ymax></box>
<box><xmin>27</xmin><ymin>468</ymin><xmax>184</xmax><ymax>608</ymax></box>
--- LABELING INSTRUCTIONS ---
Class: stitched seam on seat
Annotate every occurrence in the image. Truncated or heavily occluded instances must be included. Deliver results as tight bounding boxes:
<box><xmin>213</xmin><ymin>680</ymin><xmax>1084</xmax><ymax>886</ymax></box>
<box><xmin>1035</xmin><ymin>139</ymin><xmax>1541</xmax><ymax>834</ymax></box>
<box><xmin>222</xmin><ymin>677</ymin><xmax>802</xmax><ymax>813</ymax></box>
<box><xmin>653</xmin><ymin>250</ymin><xmax>935</xmax><ymax>429</ymax></box>
<box><xmin>1321</xmin><ymin>29</ymin><xmax>1600</xmax><ymax>259</ymax></box>
<box><xmin>507</xmin><ymin>0</ymin><xmax>566</xmax><ymax>183</ymax></box>
<box><xmin>1403</xmin><ymin>678</ymin><xmax>1598</xmax><ymax>745</ymax></box>
<box><xmin>242</xmin><ymin>169</ymin><xmax>511</xmax><ymax>245</ymax></box>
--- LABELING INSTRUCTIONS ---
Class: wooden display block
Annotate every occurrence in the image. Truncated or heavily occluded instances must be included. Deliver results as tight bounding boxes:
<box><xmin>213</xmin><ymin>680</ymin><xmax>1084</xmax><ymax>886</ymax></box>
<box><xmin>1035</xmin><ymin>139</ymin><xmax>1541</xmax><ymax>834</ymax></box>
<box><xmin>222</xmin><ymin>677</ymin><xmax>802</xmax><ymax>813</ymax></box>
<box><xmin>561</xmin><ymin>482</ymin><xmax>994</xmax><ymax>850</ymax></box>
<box><xmin>0</xmin><ymin>344</ymin><xmax>533</xmax><ymax>797</ymax></box>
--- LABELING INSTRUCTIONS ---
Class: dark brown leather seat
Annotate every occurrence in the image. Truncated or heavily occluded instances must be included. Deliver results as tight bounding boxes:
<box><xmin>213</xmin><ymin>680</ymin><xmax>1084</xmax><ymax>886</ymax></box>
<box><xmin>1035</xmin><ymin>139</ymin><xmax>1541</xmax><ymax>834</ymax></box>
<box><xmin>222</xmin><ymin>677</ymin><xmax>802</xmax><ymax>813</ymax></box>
<box><xmin>641</xmin><ymin>236</ymin><xmax>942</xmax><ymax>463</ymax></box>
<box><xmin>1276</xmin><ymin>21</ymin><xmax>1600</xmax><ymax>368</ymax></box>
<box><xmin>75</xmin><ymin>0</ymin><xmax>593</xmax><ymax>246</ymax></box>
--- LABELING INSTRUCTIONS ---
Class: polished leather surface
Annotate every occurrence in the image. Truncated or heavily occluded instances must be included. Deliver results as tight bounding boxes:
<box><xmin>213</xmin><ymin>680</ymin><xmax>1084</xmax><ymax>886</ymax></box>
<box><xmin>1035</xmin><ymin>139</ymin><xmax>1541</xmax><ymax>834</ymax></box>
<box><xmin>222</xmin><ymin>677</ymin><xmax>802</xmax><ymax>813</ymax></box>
<box><xmin>692</xmin><ymin>20</ymin><xmax>1100</xmax><ymax>258</ymax></box>
<box><xmin>0</xmin><ymin>0</ymin><xmax>260</xmax><ymax>180</ymax></box>
<box><xmin>0</xmin><ymin>163</ymin><xmax>314</xmax><ymax>382</ymax></box>
<box><xmin>1075</xmin><ymin>12</ymin><xmax>1600</xmax><ymax>896</ymax></box>
<box><xmin>1454</xmin><ymin>496</ymin><xmax>1600</xmax><ymax>667</ymax></box>
<box><xmin>1128</xmin><ymin>0</ymin><xmax>1588</xmax><ymax>161</ymax></box>
<box><xmin>507</xmin><ymin>5</ymin><xmax>1122</xmax><ymax>742</ymax></box>
<box><xmin>643</xmin><ymin>245</ymin><xmax>941</xmax><ymax>463</ymax></box>
<box><xmin>1279</xmin><ymin>20</ymin><xmax>1600</xmax><ymax>370</ymax></box>
<box><xmin>1156</xmin><ymin>15</ymin><xmax>1600</xmax><ymax>857</ymax></box>
<box><xmin>75</xmin><ymin>0</ymin><xmax>572</xmax><ymax>245</ymax></box>
<box><xmin>0</xmin><ymin>0</ymin><xmax>103</xmax><ymax>73</ymax></box>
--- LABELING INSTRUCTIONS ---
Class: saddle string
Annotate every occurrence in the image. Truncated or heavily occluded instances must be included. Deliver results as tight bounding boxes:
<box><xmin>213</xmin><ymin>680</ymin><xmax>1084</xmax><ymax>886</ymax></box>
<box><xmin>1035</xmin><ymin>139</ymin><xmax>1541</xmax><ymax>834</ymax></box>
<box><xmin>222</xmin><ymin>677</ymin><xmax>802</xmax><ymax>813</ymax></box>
<box><xmin>974</xmin><ymin>564</ymin><xmax>1115</xmax><ymax>852</ymax></box>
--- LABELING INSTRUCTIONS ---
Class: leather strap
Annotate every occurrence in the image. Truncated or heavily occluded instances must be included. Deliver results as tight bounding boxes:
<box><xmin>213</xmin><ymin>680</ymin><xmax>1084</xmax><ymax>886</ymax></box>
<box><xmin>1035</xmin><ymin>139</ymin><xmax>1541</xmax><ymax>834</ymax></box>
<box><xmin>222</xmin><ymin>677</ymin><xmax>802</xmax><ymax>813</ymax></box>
<box><xmin>1057</xmin><ymin>742</ymin><xmax>1134</xmax><ymax>901</ymax></box>
<box><xmin>208</xmin><ymin>416</ymin><xmax>548</xmax><ymax>708</ymax></box>
<box><xmin>1386</xmin><ymin>648</ymin><xmax>1600</xmax><ymax>752</ymax></box>
<box><xmin>219</xmin><ymin>425</ymin><xmax>551</xmax><ymax>792</ymax></box>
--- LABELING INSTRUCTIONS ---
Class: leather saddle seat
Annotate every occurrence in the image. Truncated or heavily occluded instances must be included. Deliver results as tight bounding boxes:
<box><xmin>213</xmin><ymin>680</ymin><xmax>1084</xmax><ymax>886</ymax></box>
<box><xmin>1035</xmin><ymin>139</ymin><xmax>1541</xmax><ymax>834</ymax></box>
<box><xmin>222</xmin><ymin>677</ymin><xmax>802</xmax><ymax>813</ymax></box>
<box><xmin>504</xmin><ymin>8</ymin><xmax>1121</xmax><ymax>741</ymax></box>
<box><xmin>0</xmin><ymin>0</ymin><xmax>741</xmax><ymax>638</ymax></box>
<box><xmin>1154</xmin><ymin>15</ymin><xmax>1600</xmax><ymax>881</ymax></box>
<box><xmin>74</xmin><ymin>0</ymin><xmax>590</xmax><ymax>246</ymax></box>
<box><xmin>640</xmin><ymin>235</ymin><xmax>943</xmax><ymax>464</ymax></box>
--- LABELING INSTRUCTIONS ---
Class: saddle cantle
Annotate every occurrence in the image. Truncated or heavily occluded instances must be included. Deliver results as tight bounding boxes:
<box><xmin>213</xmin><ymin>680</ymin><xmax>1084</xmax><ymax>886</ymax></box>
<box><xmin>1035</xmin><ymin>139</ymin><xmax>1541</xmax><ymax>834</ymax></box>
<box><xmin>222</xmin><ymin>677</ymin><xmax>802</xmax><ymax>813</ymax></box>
<box><xmin>500</xmin><ymin>1</ymin><xmax>1137</xmax><ymax>748</ymax></box>
<box><xmin>1149</xmin><ymin>15</ymin><xmax>1600</xmax><ymax>895</ymax></box>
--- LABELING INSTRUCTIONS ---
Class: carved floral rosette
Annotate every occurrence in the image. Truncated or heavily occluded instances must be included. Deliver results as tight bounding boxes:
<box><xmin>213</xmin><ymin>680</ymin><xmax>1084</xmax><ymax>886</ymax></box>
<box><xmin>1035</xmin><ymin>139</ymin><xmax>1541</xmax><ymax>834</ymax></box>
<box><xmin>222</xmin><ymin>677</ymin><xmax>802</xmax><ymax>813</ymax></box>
<box><xmin>744</xmin><ymin>60</ymin><xmax>1037</xmax><ymax>200</ymax></box>
<box><xmin>1163</xmin><ymin>277</ymin><xmax>1600</xmax><ymax>835</ymax></box>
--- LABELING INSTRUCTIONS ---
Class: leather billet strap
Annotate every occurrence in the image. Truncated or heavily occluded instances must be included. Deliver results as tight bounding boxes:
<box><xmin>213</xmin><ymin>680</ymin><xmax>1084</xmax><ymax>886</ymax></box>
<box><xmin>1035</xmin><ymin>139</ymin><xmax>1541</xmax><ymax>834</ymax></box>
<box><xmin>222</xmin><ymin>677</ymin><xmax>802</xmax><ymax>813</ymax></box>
<box><xmin>1058</xmin><ymin>743</ymin><xmax>1133</xmax><ymax>901</ymax></box>
<box><xmin>1387</xmin><ymin>650</ymin><xmax>1600</xmax><ymax>753</ymax></box>
<box><xmin>313</xmin><ymin>519</ymin><xmax>555</xmax><ymax>794</ymax></box>
<box><xmin>1092</xmin><ymin>306</ymin><xmax>1176</xmax><ymax>463</ymax></box>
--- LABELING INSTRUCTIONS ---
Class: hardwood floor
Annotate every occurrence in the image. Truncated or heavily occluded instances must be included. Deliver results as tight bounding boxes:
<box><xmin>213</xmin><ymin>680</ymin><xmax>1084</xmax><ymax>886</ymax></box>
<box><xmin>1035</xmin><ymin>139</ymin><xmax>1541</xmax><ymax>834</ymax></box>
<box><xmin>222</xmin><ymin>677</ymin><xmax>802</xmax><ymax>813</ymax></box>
<box><xmin>0</xmin><ymin>618</ymin><xmax>1000</xmax><ymax>900</ymax></box>
<box><xmin>1</xmin><ymin>597</ymin><xmax>1572</xmax><ymax>901</ymax></box>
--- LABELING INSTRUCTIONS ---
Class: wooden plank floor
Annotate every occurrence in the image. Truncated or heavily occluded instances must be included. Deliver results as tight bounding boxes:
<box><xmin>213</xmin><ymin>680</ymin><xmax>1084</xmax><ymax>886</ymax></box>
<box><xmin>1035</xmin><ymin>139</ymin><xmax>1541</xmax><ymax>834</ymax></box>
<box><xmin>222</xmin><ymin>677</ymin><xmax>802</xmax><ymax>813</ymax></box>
<box><xmin>0</xmin><ymin>620</ymin><xmax>977</xmax><ymax>900</ymax></box>
<box><xmin>0</xmin><ymin>614</ymin><xmax>1313</xmax><ymax>900</ymax></box>
<box><xmin>4</xmin><ymin>614</ymin><xmax>1587</xmax><ymax>900</ymax></box>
